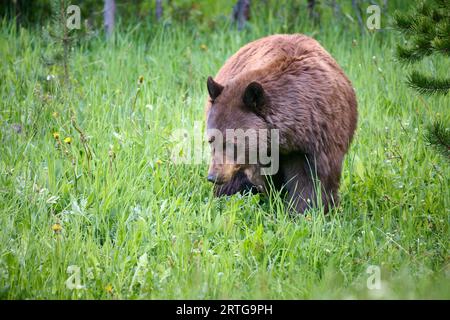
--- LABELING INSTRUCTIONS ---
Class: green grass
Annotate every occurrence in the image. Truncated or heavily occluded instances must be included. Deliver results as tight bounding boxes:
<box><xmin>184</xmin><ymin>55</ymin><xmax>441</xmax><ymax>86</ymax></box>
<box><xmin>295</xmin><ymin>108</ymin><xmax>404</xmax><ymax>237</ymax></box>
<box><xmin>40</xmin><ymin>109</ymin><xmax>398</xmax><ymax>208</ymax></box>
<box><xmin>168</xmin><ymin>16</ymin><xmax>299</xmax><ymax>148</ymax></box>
<box><xmin>0</xmin><ymin>10</ymin><xmax>449</xmax><ymax>299</ymax></box>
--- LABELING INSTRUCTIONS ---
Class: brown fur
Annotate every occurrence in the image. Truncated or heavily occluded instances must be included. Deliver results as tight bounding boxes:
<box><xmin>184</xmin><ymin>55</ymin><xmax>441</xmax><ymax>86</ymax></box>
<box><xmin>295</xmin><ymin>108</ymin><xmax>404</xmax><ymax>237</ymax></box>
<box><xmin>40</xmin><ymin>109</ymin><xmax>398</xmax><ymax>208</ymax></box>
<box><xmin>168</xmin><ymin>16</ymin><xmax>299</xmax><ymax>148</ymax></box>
<box><xmin>205</xmin><ymin>34</ymin><xmax>357</xmax><ymax>213</ymax></box>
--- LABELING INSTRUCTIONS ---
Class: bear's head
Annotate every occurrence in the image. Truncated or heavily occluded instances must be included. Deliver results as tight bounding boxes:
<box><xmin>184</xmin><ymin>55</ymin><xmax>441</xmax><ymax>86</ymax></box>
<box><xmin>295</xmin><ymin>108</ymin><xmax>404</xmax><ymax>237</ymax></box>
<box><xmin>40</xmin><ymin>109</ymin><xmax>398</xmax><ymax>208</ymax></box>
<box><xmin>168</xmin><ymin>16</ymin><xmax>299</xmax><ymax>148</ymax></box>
<box><xmin>205</xmin><ymin>76</ymin><xmax>271</xmax><ymax>190</ymax></box>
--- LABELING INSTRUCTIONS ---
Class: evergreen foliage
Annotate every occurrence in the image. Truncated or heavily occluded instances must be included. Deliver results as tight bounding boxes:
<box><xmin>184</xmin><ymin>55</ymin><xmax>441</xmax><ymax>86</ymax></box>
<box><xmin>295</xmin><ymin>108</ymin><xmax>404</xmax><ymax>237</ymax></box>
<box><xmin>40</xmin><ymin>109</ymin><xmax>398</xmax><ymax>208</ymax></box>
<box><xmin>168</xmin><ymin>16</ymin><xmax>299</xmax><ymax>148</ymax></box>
<box><xmin>394</xmin><ymin>0</ymin><xmax>450</xmax><ymax>159</ymax></box>
<box><xmin>42</xmin><ymin>0</ymin><xmax>78</xmax><ymax>87</ymax></box>
<box><xmin>425</xmin><ymin>121</ymin><xmax>450</xmax><ymax>158</ymax></box>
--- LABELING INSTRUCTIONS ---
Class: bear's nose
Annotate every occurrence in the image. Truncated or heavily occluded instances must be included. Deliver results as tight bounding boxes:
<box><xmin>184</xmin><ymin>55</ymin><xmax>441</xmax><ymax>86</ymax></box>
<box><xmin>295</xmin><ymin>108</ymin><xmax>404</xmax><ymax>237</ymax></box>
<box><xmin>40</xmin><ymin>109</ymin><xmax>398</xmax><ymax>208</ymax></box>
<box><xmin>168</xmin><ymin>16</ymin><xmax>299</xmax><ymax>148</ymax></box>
<box><xmin>207</xmin><ymin>174</ymin><xmax>217</xmax><ymax>183</ymax></box>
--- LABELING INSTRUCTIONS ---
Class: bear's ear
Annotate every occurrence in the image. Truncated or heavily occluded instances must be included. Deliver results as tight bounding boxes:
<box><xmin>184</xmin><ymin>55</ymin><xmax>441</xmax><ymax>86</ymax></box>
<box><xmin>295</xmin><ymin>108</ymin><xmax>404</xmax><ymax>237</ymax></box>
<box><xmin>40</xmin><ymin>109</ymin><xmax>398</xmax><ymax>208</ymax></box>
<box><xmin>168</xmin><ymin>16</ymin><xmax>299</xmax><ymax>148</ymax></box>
<box><xmin>242</xmin><ymin>82</ymin><xmax>265</xmax><ymax>112</ymax></box>
<box><xmin>207</xmin><ymin>76</ymin><xmax>224</xmax><ymax>101</ymax></box>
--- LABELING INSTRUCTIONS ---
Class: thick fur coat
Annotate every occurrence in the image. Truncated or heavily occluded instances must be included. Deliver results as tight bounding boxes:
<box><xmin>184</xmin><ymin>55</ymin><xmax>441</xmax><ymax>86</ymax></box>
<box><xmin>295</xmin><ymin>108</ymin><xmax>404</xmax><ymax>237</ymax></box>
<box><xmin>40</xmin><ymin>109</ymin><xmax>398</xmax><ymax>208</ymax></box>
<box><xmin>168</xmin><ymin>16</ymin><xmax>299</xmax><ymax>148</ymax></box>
<box><xmin>205</xmin><ymin>34</ymin><xmax>357</xmax><ymax>213</ymax></box>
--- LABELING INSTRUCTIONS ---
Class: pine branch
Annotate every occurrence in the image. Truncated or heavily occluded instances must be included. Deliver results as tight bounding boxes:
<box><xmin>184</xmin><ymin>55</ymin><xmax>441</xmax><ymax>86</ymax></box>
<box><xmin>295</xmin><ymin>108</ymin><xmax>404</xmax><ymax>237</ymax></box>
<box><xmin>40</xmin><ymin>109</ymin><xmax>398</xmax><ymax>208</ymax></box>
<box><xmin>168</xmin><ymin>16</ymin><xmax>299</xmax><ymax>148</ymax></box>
<box><xmin>417</xmin><ymin>1</ymin><xmax>432</xmax><ymax>17</ymax></box>
<box><xmin>434</xmin><ymin>0</ymin><xmax>450</xmax><ymax>11</ymax></box>
<box><xmin>396</xmin><ymin>44</ymin><xmax>428</xmax><ymax>63</ymax></box>
<box><xmin>432</xmin><ymin>36</ymin><xmax>450</xmax><ymax>56</ymax></box>
<box><xmin>425</xmin><ymin>120</ymin><xmax>450</xmax><ymax>159</ymax></box>
<box><xmin>394</xmin><ymin>0</ymin><xmax>450</xmax><ymax>62</ymax></box>
<box><xmin>393</xmin><ymin>12</ymin><xmax>416</xmax><ymax>34</ymax></box>
<box><xmin>394</xmin><ymin>1</ymin><xmax>450</xmax><ymax>161</ymax></box>
<box><xmin>407</xmin><ymin>71</ymin><xmax>450</xmax><ymax>95</ymax></box>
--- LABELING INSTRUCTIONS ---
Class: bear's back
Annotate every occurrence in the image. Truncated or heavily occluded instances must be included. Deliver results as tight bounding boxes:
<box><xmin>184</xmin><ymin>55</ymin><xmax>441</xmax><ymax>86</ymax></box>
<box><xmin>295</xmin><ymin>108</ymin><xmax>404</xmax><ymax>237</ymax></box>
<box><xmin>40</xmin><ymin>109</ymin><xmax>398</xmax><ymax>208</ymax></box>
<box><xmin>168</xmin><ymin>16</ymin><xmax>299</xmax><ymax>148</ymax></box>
<box><xmin>214</xmin><ymin>34</ymin><xmax>332</xmax><ymax>84</ymax></box>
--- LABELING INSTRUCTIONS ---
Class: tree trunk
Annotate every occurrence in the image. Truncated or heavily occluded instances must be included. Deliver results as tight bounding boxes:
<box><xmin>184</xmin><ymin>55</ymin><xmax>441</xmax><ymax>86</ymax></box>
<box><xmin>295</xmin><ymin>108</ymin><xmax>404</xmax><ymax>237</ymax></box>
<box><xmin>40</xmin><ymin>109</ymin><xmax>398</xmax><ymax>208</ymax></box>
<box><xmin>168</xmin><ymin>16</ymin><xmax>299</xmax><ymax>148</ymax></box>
<box><xmin>232</xmin><ymin>0</ymin><xmax>250</xmax><ymax>31</ymax></box>
<box><xmin>104</xmin><ymin>0</ymin><xmax>116</xmax><ymax>38</ymax></box>
<box><xmin>307</xmin><ymin>0</ymin><xmax>320</xmax><ymax>25</ymax></box>
<box><xmin>352</xmin><ymin>0</ymin><xmax>365</xmax><ymax>33</ymax></box>
<box><xmin>14</xmin><ymin>0</ymin><xmax>23</xmax><ymax>27</ymax></box>
<box><xmin>331</xmin><ymin>0</ymin><xmax>340</xmax><ymax>18</ymax></box>
<box><xmin>156</xmin><ymin>0</ymin><xmax>163</xmax><ymax>21</ymax></box>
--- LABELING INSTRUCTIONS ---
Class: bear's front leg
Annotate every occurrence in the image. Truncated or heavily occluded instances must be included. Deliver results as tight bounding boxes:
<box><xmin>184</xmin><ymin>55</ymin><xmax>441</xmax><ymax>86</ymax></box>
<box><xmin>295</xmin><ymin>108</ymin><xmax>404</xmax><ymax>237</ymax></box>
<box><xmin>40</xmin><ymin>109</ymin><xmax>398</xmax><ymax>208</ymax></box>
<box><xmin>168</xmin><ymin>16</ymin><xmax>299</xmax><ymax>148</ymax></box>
<box><xmin>281</xmin><ymin>153</ymin><xmax>331</xmax><ymax>213</ymax></box>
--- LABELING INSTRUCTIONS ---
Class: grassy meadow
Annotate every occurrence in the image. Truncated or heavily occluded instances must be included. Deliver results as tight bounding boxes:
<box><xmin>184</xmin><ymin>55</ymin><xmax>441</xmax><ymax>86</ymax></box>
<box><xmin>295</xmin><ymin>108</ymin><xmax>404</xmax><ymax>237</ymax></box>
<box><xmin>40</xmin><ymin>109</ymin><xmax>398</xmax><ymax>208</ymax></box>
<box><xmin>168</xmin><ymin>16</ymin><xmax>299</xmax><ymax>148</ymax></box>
<box><xmin>0</xmin><ymin>3</ymin><xmax>449</xmax><ymax>299</ymax></box>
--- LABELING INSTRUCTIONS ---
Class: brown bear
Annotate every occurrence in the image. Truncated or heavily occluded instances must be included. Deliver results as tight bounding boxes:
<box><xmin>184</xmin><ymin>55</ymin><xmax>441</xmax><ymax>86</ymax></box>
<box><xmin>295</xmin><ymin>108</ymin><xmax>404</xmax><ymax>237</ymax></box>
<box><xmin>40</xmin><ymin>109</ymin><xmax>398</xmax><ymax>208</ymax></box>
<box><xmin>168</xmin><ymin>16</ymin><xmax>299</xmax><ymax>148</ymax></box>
<box><xmin>205</xmin><ymin>34</ymin><xmax>357</xmax><ymax>213</ymax></box>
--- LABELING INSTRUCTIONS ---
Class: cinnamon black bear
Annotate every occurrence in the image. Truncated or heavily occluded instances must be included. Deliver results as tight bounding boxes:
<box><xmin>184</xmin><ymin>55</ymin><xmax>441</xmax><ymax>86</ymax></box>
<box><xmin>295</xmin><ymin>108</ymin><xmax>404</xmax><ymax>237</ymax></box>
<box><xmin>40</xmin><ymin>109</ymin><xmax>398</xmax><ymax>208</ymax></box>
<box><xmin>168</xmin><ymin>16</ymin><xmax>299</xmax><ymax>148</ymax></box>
<box><xmin>205</xmin><ymin>34</ymin><xmax>357</xmax><ymax>213</ymax></box>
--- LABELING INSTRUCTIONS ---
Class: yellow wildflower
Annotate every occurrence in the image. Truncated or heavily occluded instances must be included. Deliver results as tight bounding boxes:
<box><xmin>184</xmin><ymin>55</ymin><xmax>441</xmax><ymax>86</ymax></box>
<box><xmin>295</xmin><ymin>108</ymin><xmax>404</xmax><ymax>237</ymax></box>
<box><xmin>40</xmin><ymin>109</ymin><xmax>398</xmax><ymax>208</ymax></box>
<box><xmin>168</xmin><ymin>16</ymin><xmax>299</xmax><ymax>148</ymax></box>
<box><xmin>52</xmin><ymin>112</ymin><xmax>59</xmax><ymax>118</ymax></box>
<box><xmin>53</xmin><ymin>132</ymin><xmax>60</xmax><ymax>140</ymax></box>
<box><xmin>52</xmin><ymin>223</ymin><xmax>62</xmax><ymax>233</ymax></box>
<box><xmin>64</xmin><ymin>137</ymin><xmax>72</xmax><ymax>144</ymax></box>
<box><xmin>200</xmin><ymin>44</ymin><xmax>208</xmax><ymax>51</ymax></box>
<box><xmin>105</xmin><ymin>284</ymin><xmax>113</xmax><ymax>294</ymax></box>
<box><xmin>155</xmin><ymin>159</ymin><xmax>163</xmax><ymax>166</ymax></box>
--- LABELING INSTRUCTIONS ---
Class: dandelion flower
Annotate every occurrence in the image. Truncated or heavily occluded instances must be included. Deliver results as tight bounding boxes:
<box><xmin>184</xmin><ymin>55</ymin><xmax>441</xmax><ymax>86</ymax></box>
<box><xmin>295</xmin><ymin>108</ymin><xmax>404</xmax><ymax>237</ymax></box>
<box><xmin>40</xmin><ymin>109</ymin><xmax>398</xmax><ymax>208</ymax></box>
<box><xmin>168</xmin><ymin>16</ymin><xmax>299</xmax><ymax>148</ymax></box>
<box><xmin>52</xmin><ymin>112</ymin><xmax>59</xmax><ymax>118</ymax></box>
<box><xmin>155</xmin><ymin>159</ymin><xmax>163</xmax><ymax>166</ymax></box>
<box><xmin>53</xmin><ymin>132</ymin><xmax>60</xmax><ymax>140</ymax></box>
<box><xmin>52</xmin><ymin>223</ymin><xmax>62</xmax><ymax>233</ymax></box>
<box><xmin>64</xmin><ymin>137</ymin><xmax>72</xmax><ymax>144</ymax></box>
<box><xmin>105</xmin><ymin>284</ymin><xmax>113</xmax><ymax>294</ymax></box>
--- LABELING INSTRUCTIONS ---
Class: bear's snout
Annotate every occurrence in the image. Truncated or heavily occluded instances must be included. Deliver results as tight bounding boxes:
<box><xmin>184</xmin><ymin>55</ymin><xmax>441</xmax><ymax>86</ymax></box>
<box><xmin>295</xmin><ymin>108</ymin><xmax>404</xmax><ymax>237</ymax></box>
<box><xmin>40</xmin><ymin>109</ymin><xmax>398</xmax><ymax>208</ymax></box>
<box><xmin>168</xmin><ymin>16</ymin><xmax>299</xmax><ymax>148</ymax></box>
<box><xmin>207</xmin><ymin>163</ymin><xmax>239</xmax><ymax>185</ymax></box>
<box><xmin>207</xmin><ymin>173</ymin><xmax>222</xmax><ymax>184</ymax></box>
